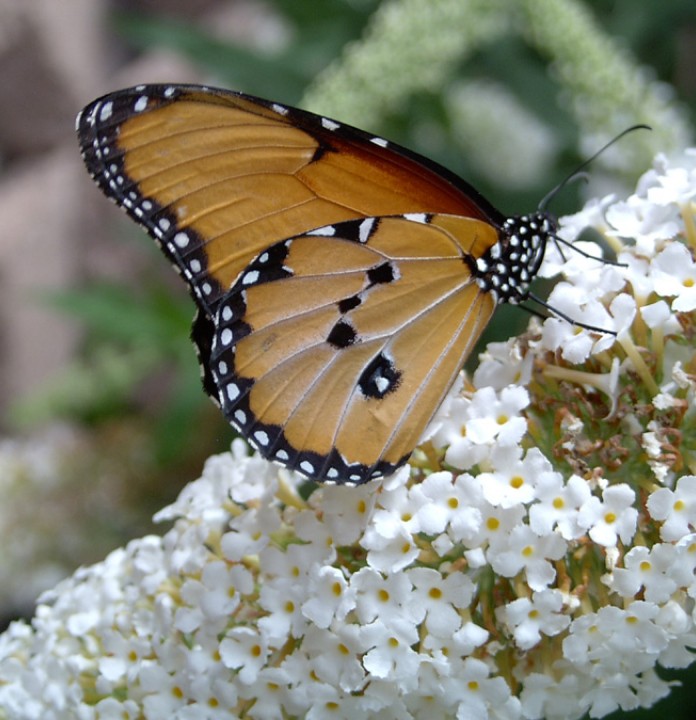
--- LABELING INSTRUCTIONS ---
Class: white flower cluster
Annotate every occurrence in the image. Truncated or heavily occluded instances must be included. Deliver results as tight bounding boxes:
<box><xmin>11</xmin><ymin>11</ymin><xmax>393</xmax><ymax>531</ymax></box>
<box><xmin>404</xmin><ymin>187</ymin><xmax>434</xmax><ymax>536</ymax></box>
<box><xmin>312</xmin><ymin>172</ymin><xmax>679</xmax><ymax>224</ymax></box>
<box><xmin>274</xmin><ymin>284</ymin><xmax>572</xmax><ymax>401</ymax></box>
<box><xmin>2</xmin><ymin>150</ymin><xmax>696</xmax><ymax>719</ymax></box>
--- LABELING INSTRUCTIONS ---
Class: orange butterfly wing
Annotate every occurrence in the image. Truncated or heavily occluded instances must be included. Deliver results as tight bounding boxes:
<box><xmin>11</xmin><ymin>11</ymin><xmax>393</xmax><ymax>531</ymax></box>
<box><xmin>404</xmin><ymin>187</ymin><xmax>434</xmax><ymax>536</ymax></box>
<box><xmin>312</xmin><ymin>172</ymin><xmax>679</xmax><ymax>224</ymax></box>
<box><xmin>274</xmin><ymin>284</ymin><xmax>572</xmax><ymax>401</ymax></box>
<box><xmin>208</xmin><ymin>214</ymin><xmax>499</xmax><ymax>482</ymax></box>
<box><xmin>77</xmin><ymin>84</ymin><xmax>503</xmax><ymax>316</ymax></box>
<box><xmin>77</xmin><ymin>84</ymin><xmax>549</xmax><ymax>484</ymax></box>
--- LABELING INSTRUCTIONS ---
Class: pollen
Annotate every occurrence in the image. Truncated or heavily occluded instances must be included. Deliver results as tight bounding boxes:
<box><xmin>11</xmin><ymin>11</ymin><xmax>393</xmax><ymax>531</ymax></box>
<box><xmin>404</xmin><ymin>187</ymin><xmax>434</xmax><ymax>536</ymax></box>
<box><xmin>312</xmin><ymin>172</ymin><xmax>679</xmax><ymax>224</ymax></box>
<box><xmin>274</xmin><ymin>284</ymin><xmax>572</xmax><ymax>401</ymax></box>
<box><xmin>497</xmin><ymin>414</ymin><xmax>509</xmax><ymax>425</ymax></box>
<box><xmin>332</xmin><ymin>582</ymin><xmax>342</xmax><ymax>597</ymax></box>
<box><xmin>522</xmin><ymin>545</ymin><xmax>534</xmax><ymax>557</ymax></box>
<box><xmin>510</xmin><ymin>475</ymin><xmax>524</xmax><ymax>489</ymax></box>
<box><xmin>468</xmin><ymin>680</ymin><xmax>480</xmax><ymax>692</ymax></box>
<box><xmin>673</xmin><ymin>499</ymin><xmax>685</xmax><ymax>512</ymax></box>
<box><xmin>378</xmin><ymin>589</ymin><xmax>390</xmax><ymax>602</ymax></box>
<box><xmin>429</xmin><ymin>587</ymin><xmax>443</xmax><ymax>600</ymax></box>
<box><xmin>553</xmin><ymin>497</ymin><xmax>565</xmax><ymax>509</ymax></box>
<box><xmin>604</xmin><ymin>512</ymin><xmax>617</xmax><ymax>524</ymax></box>
<box><xmin>640</xmin><ymin>561</ymin><xmax>652</xmax><ymax>572</ymax></box>
<box><xmin>448</xmin><ymin>497</ymin><xmax>459</xmax><ymax>509</ymax></box>
<box><xmin>487</xmin><ymin>517</ymin><xmax>500</xmax><ymax>531</ymax></box>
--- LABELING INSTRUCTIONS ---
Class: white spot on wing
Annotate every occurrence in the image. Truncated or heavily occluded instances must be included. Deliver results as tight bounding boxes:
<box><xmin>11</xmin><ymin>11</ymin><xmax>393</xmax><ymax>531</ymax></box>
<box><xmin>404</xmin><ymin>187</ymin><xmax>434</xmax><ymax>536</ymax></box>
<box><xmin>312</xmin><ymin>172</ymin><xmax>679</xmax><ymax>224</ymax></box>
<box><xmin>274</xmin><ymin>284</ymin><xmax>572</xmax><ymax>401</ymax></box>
<box><xmin>243</xmin><ymin>270</ymin><xmax>260</xmax><ymax>285</ymax></box>
<box><xmin>307</xmin><ymin>225</ymin><xmax>336</xmax><ymax>237</ymax></box>
<box><xmin>300</xmin><ymin>460</ymin><xmax>315</xmax><ymax>475</ymax></box>
<box><xmin>134</xmin><ymin>96</ymin><xmax>148</xmax><ymax>112</ymax></box>
<box><xmin>174</xmin><ymin>232</ymin><xmax>189</xmax><ymax>248</ymax></box>
<box><xmin>99</xmin><ymin>101</ymin><xmax>113</xmax><ymax>122</ymax></box>
<box><xmin>374</xmin><ymin>372</ymin><xmax>391</xmax><ymax>394</ymax></box>
<box><xmin>253</xmin><ymin>430</ymin><xmax>270</xmax><ymax>447</ymax></box>
<box><xmin>359</xmin><ymin>218</ymin><xmax>375</xmax><ymax>244</ymax></box>
<box><xmin>321</xmin><ymin>118</ymin><xmax>340</xmax><ymax>131</ymax></box>
<box><xmin>370</xmin><ymin>137</ymin><xmax>389</xmax><ymax>148</ymax></box>
<box><xmin>404</xmin><ymin>213</ymin><xmax>428</xmax><ymax>224</ymax></box>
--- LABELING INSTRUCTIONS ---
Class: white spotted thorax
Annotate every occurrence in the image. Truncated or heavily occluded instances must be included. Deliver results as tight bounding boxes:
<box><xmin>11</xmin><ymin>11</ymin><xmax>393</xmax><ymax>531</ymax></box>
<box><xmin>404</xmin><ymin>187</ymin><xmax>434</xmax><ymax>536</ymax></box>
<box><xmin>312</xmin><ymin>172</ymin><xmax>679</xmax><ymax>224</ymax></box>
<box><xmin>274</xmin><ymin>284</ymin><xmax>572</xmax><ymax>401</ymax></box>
<box><xmin>473</xmin><ymin>212</ymin><xmax>556</xmax><ymax>304</ymax></box>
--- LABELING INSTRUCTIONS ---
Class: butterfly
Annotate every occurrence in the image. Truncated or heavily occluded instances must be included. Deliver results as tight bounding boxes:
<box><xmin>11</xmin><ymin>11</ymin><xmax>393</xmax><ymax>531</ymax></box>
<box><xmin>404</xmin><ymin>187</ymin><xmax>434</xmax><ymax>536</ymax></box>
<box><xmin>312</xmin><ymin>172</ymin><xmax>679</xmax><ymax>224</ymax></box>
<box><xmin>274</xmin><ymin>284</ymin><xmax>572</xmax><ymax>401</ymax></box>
<box><xmin>76</xmin><ymin>83</ymin><xmax>567</xmax><ymax>485</ymax></box>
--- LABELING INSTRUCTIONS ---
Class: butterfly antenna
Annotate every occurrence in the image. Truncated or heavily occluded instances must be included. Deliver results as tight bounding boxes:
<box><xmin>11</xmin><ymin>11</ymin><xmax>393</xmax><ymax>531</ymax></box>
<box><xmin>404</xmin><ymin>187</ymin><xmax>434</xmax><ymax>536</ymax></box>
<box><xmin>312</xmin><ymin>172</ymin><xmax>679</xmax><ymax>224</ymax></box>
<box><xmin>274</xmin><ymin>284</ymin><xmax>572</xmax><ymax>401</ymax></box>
<box><xmin>538</xmin><ymin>124</ymin><xmax>652</xmax><ymax>212</ymax></box>
<box><xmin>522</xmin><ymin>294</ymin><xmax>618</xmax><ymax>336</ymax></box>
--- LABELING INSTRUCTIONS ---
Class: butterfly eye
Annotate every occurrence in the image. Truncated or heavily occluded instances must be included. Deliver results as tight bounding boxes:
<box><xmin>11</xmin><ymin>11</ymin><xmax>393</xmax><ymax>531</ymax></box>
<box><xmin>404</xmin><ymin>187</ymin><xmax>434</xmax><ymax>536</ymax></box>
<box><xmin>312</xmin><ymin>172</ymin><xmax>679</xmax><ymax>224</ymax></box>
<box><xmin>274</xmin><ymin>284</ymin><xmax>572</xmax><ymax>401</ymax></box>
<box><xmin>77</xmin><ymin>84</ymin><xmax>562</xmax><ymax>485</ymax></box>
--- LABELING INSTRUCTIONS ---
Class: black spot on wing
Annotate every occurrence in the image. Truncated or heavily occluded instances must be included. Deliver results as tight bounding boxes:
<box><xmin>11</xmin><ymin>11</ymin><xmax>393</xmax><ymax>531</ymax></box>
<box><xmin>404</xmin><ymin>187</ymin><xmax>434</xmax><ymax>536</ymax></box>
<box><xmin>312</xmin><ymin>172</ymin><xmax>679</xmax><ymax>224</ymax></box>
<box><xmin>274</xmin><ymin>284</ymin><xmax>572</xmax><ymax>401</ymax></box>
<box><xmin>367</xmin><ymin>262</ymin><xmax>396</xmax><ymax>286</ymax></box>
<box><xmin>338</xmin><ymin>295</ymin><xmax>362</xmax><ymax>314</ymax></box>
<box><xmin>327</xmin><ymin>320</ymin><xmax>357</xmax><ymax>348</ymax></box>
<box><xmin>359</xmin><ymin>352</ymin><xmax>401</xmax><ymax>399</ymax></box>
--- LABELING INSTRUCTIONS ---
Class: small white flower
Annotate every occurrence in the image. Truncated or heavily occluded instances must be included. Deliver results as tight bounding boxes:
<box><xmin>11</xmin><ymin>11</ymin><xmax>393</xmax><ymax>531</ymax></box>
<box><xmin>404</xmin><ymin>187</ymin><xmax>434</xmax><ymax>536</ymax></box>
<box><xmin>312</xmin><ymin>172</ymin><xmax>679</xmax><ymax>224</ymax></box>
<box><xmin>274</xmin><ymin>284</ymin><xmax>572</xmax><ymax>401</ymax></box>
<box><xmin>647</xmin><ymin>475</ymin><xmax>696</xmax><ymax>541</ymax></box>
<box><xmin>473</xmin><ymin>337</ymin><xmax>535</xmax><ymax>390</ymax></box>
<box><xmin>610</xmin><ymin>544</ymin><xmax>680</xmax><ymax>603</ymax></box>
<box><xmin>360</xmin><ymin>617</ymin><xmax>420</xmax><ymax>682</ymax></box>
<box><xmin>302</xmin><ymin>625</ymin><xmax>366</xmax><ymax>692</ymax></box>
<box><xmin>302</xmin><ymin>565</ymin><xmax>355</xmax><ymax>629</ymax></box>
<box><xmin>652</xmin><ymin>242</ymin><xmax>696</xmax><ymax>311</ymax></box>
<box><xmin>604</xmin><ymin>195</ymin><xmax>681</xmax><ymax>253</ymax></box>
<box><xmin>478</xmin><ymin>447</ymin><xmax>553</xmax><ymax>509</ymax></box>
<box><xmin>578</xmin><ymin>483</ymin><xmax>638</xmax><ymax>546</ymax></box>
<box><xmin>350</xmin><ymin>567</ymin><xmax>417</xmax><ymax>626</ymax></box>
<box><xmin>219</xmin><ymin>627</ymin><xmax>269</xmax><ymax>684</ymax></box>
<box><xmin>407</xmin><ymin>567</ymin><xmax>475</xmax><ymax>637</ymax></box>
<box><xmin>529</xmin><ymin>473</ymin><xmax>592</xmax><ymax>540</ymax></box>
<box><xmin>489</xmin><ymin>524</ymin><xmax>567</xmax><ymax>591</ymax></box>
<box><xmin>221</xmin><ymin>506</ymin><xmax>279</xmax><ymax>561</ymax></box>
<box><xmin>413</xmin><ymin>471</ymin><xmax>482</xmax><ymax>539</ymax></box>
<box><xmin>320</xmin><ymin>483</ymin><xmax>377</xmax><ymax>545</ymax></box>
<box><xmin>497</xmin><ymin>589</ymin><xmax>570</xmax><ymax>650</ymax></box>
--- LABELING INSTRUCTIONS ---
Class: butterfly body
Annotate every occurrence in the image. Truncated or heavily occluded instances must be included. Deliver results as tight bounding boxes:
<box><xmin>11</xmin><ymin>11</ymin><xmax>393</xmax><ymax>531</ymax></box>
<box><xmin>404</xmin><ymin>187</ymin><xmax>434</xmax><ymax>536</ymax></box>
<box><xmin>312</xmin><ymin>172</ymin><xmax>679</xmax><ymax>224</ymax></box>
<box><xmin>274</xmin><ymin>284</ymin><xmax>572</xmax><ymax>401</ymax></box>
<box><xmin>77</xmin><ymin>84</ymin><xmax>557</xmax><ymax>484</ymax></box>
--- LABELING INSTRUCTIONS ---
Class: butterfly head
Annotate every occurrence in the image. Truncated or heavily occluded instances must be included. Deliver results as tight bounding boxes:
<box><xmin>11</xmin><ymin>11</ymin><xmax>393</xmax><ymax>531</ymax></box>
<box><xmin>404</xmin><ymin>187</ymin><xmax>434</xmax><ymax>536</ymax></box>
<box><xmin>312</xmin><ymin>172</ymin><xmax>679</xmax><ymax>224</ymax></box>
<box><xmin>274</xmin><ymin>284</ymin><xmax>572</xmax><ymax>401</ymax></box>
<box><xmin>472</xmin><ymin>211</ymin><xmax>557</xmax><ymax>306</ymax></box>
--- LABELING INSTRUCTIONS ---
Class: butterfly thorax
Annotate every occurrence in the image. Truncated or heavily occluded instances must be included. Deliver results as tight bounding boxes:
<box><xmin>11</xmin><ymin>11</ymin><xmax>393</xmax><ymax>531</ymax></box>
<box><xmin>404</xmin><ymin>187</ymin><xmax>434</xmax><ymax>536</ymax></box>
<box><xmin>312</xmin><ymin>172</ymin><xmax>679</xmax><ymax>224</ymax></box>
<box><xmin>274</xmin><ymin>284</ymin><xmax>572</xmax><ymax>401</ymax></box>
<box><xmin>471</xmin><ymin>210</ymin><xmax>557</xmax><ymax>305</ymax></box>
